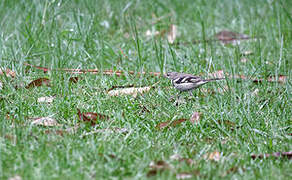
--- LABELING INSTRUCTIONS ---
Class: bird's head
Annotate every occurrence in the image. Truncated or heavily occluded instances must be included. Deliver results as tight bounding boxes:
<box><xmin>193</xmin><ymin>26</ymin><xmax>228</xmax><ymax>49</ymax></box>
<box><xmin>164</xmin><ymin>72</ymin><xmax>178</xmax><ymax>79</ymax></box>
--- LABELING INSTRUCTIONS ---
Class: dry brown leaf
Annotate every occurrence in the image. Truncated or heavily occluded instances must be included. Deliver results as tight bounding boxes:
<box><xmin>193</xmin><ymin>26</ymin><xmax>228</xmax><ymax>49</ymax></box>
<box><xmin>69</xmin><ymin>77</ymin><xmax>80</xmax><ymax>83</ymax></box>
<box><xmin>25</xmin><ymin>78</ymin><xmax>50</xmax><ymax>89</ymax></box>
<box><xmin>31</xmin><ymin>117</ymin><xmax>60</xmax><ymax>127</ymax></box>
<box><xmin>176</xmin><ymin>173</ymin><xmax>193</xmax><ymax>179</ymax></box>
<box><xmin>204</xmin><ymin>151</ymin><xmax>221</xmax><ymax>161</ymax></box>
<box><xmin>251</xmin><ymin>152</ymin><xmax>292</xmax><ymax>160</ymax></box>
<box><xmin>167</xmin><ymin>24</ymin><xmax>177</xmax><ymax>44</ymax></box>
<box><xmin>108</xmin><ymin>86</ymin><xmax>151</xmax><ymax>97</ymax></box>
<box><xmin>44</xmin><ymin>130</ymin><xmax>65</xmax><ymax>136</ymax></box>
<box><xmin>190</xmin><ymin>112</ymin><xmax>201</xmax><ymax>124</ymax></box>
<box><xmin>267</xmin><ymin>75</ymin><xmax>287</xmax><ymax>83</ymax></box>
<box><xmin>208</xmin><ymin>70</ymin><xmax>226</xmax><ymax>79</ymax></box>
<box><xmin>147</xmin><ymin>160</ymin><xmax>170</xmax><ymax>177</ymax></box>
<box><xmin>215</xmin><ymin>30</ymin><xmax>250</xmax><ymax>44</ymax></box>
<box><xmin>77</xmin><ymin>109</ymin><xmax>109</xmax><ymax>126</ymax></box>
<box><xmin>170</xmin><ymin>155</ymin><xmax>195</xmax><ymax>166</ymax></box>
<box><xmin>8</xmin><ymin>175</ymin><xmax>22</xmax><ymax>180</ymax></box>
<box><xmin>157</xmin><ymin>118</ymin><xmax>187</xmax><ymax>129</ymax></box>
<box><xmin>0</xmin><ymin>68</ymin><xmax>16</xmax><ymax>78</ymax></box>
<box><xmin>37</xmin><ymin>96</ymin><xmax>55</xmax><ymax>103</ymax></box>
<box><xmin>149</xmin><ymin>160</ymin><xmax>169</xmax><ymax>170</ymax></box>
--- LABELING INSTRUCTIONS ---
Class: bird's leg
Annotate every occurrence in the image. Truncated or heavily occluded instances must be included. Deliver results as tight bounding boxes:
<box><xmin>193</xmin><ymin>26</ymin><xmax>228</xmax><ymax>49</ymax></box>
<box><xmin>189</xmin><ymin>90</ymin><xmax>193</xmax><ymax>96</ymax></box>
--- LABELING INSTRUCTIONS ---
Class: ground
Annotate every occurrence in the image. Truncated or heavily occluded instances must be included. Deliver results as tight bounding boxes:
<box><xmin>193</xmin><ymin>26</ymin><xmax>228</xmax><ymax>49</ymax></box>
<box><xmin>0</xmin><ymin>0</ymin><xmax>291</xmax><ymax>179</ymax></box>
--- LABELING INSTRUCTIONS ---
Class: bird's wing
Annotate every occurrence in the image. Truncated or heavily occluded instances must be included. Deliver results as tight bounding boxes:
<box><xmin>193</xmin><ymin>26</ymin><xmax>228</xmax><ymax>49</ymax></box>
<box><xmin>173</xmin><ymin>74</ymin><xmax>202</xmax><ymax>84</ymax></box>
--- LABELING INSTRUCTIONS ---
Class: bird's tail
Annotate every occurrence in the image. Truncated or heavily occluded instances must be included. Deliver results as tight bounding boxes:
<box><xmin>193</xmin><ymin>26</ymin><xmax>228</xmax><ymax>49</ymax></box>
<box><xmin>205</xmin><ymin>78</ymin><xmax>225</xmax><ymax>82</ymax></box>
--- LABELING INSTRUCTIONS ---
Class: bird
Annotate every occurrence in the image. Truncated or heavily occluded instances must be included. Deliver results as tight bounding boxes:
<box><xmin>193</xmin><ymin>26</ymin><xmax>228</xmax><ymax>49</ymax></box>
<box><xmin>164</xmin><ymin>72</ymin><xmax>224</xmax><ymax>96</ymax></box>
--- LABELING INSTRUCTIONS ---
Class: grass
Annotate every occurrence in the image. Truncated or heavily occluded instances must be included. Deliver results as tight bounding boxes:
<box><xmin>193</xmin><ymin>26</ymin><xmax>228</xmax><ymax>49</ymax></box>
<box><xmin>0</xmin><ymin>0</ymin><xmax>291</xmax><ymax>179</ymax></box>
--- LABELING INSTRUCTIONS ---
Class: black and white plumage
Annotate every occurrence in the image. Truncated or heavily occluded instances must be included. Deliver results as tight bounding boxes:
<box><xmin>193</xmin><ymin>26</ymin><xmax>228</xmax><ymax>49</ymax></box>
<box><xmin>164</xmin><ymin>72</ymin><xmax>224</xmax><ymax>94</ymax></box>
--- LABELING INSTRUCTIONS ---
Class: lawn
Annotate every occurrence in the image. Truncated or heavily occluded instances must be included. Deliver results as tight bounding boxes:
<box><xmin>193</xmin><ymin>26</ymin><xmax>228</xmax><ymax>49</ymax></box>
<box><xmin>0</xmin><ymin>0</ymin><xmax>291</xmax><ymax>179</ymax></box>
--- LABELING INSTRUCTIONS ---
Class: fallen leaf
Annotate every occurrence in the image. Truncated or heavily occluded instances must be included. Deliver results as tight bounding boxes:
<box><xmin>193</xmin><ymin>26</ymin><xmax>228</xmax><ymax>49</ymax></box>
<box><xmin>77</xmin><ymin>108</ymin><xmax>109</xmax><ymax>126</ymax></box>
<box><xmin>167</xmin><ymin>24</ymin><xmax>177</xmax><ymax>44</ymax></box>
<box><xmin>149</xmin><ymin>160</ymin><xmax>169</xmax><ymax>169</ymax></box>
<box><xmin>37</xmin><ymin>96</ymin><xmax>55</xmax><ymax>103</ymax></box>
<box><xmin>8</xmin><ymin>175</ymin><xmax>22</xmax><ymax>180</ymax></box>
<box><xmin>25</xmin><ymin>78</ymin><xmax>50</xmax><ymax>89</ymax></box>
<box><xmin>208</xmin><ymin>70</ymin><xmax>226</xmax><ymax>79</ymax></box>
<box><xmin>69</xmin><ymin>77</ymin><xmax>80</xmax><ymax>83</ymax></box>
<box><xmin>0</xmin><ymin>68</ymin><xmax>16</xmax><ymax>78</ymax></box>
<box><xmin>145</xmin><ymin>29</ymin><xmax>160</xmax><ymax>37</ymax></box>
<box><xmin>241</xmin><ymin>51</ymin><xmax>253</xmax><ymax>56</ymax></box>
<box><xmin>240</xmin><ymin>57</ymin><xmax>248</xmax><ymax>63</ymax></box>
<box><xmin>170</xmin><ymin>154</ymin><xmax>182</xmax><ymax>160</ymax></box>
<box><xmin>215</xmin><ymin>30</ymin><xmax>250</xmax><ymax>44</ymax></box>
<box><xmin>107</xmin><ymin>84</ymin><xmax>134</xmax><ymax>92</ymax></box>
<box><xmin>204</xmin><ymin>151</ymin><xmax>221</xmax><ymax>161</ymax></box>
<box><xmin>108</xmin><ymin>86</ymin><xmax>151</xmax><ymax>97</ymax></box>
<box><xmin>267</xmin><ymin>75</ymin><xmax>287</xmax><ymax>83</ymax></box>
<box><xmin>251</xmin><ymin>152</ymin><xmax>292</xmax><ymax>160</ymax></box>
<box><xmin>251</xmin><ymin>88</ymin><xmax>259</xmax><ymax>96</ymax></box>
<box><xmin>190</xmin><ymin>112</ymin><xmax>201</xmax><ymax>124</ymax></box>
<box><xmin>217</xmin><ymin>120</ymin><xmax>237</xmax><ymax>130</ymax></box>
<box><xmin>44</xmin><ymin>130</ymin><xmax>65</xmax><ymax>136</ymax></box>
<box><xmin>147</xmin><ymin>169</ymin><xmax>158</xmax><ymax>177</ymax></box>
<box><xmin>176</xmin><ymin>173</ymin><xmax>193</xmax><ymax>179</ymax></box>
<box><xmin>157</xmin><ymin>118</ymin><xmax>187</xmax><ymax>129</ymax></box>
<box><xmin>31</xmin><ymin>117</ymin><xmax>60</xmax><ymax>127</ymax></box>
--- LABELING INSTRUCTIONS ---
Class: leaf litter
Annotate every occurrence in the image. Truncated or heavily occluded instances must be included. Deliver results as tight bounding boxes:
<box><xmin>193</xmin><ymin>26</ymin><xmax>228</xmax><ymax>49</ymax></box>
<box><xmin>31</xmin><ymin>117</ymin><xmax>60</xmax><ymax>127</ymax></box>
<box><xmin>77</xmin><ymin>108</ymin><xmax>109</xmax><ymax>126</ymax></box>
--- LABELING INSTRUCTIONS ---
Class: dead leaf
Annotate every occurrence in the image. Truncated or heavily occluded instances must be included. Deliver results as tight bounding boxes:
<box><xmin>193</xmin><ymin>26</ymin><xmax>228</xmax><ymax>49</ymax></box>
<box><xmin>190</xmin><ymin>112</ymin><xmax>201</xmax><ymax>124</ymax></box>
<box><xmin>44</xmin><ymin>130</ymin><xmax>65</xmax><ymax>136</ymax></box>
<box><xmin>208</xmin><ymin>70</ymin><xmax>226</xmax><ymax>79</ymax></box>
<box><xmin>251</xmin><ymin>152</ymin><xmax>292</xmax><ymax>160</ymax></box>
<box><xmin>241</xmin><ymin>51</ymin><xmax>253</xmax><ymax>56</ymax></box>
<box><xmin>107</xmin><ymin>85</ymin><xmax>134</xmax><ymax>92</ymax></box>
<box><xmin>149</xmin><ymin>160</ymin><xmax>169</xmax><ymax>169</ymax></box>
<box><xmin>204</xmin><ymin>151</ymin><xmax>221</xmax><ymax>161</ymax></box>
<box><xmin>147</xmin><ymin>169</ymin><xmax>158</xmax><ymax>177</ymax></box>
<box><xmin>215</xmin><ymin>30</ymin><xmax>250</xmax><ymax>44</ymax></box>
<box><xmin>69</xmin><ymin>77</ymin><xmax>80</xmax><ymax>83</ymax></box>
<box><xmin>0</xmin><ymin>68</ymin><xmax>16</xmax><ymax>78</ymax></box>
<box><xmin>108</xmin><ymin>86</ymin><xmax>151</xmax><ymax>97</ymax></box>
<box><xmin>217</xmin><ymin>120</ymin><xmax>237</xmax><ymax>130</ymax></box>
<box><xmin>37</xmin><ymin>96</ymin><xmax>55</xmax><ymax>103</ymax></box>
<box><xmin>145</xmin><ymin>29</ymin><xmax>160</xmax><ymax>37</ymax></box>
<box><xmin>267</xmin><ymin>75</ymin><xmax>287</xmax><ymax>83</ymax></box>
<box><xmin>31</xmin><ymin>117</ymin><xmax>60</xmax><ymax>127</ymax></box>
<box><xmin>25</xmin><ymin>78</ymin><xmax>50</xmax><ymax>89</ymax></box>
<box><xmin>251</xmin><ymin>88</ymin><xmax>259</xmax><ymax>96</ymax></box>
<box><xmin>77</xmin><ymin>108</ymin><xmax>109</xmax><ymax>126</ymax></box>
<box><xmin>240</xmin><ymin>57</ymin><xmax>248</xmax><ymax>63</ymax></box>
<box><xmin>176</xmin><ymin>173</ymin><xmax>193</xmax><ymax>179</ymax></box>
<box><xmin>8</xmin><ymin>175</ymin><xmax>22</xmax><ymax>180</ymax></box>
<box><xmin>156</xmin><ymin>118</ymin><xmax>187</xmax><ymax>129</ymax></box>
<box><xmin>167</xmin><ymin>24</ymin><xmax>177</xmax><ymax>44</ymax></box>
